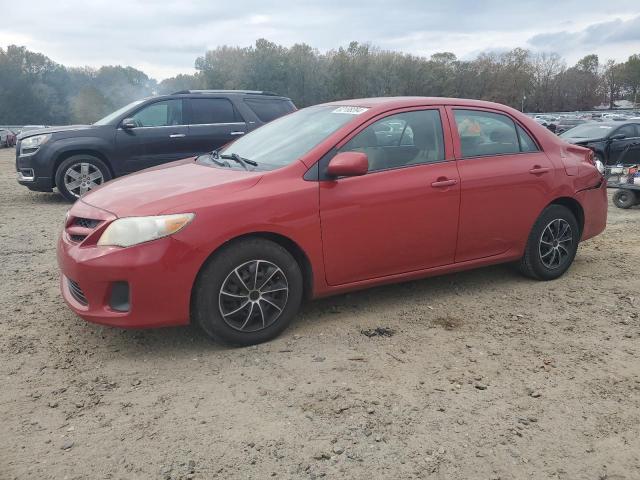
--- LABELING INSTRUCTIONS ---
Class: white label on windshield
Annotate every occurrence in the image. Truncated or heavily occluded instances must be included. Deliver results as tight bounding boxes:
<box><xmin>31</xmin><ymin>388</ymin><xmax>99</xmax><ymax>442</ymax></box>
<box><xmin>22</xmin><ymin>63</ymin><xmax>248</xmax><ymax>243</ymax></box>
<box><xmin>332</xmin><ymin>106</ymin><xmax>369</xmax><ymax>115</ymax></box>
<box><xmin>599</xmin><ymin>126</ymin><xmax>613</xmax><ymax>129</ymax></box>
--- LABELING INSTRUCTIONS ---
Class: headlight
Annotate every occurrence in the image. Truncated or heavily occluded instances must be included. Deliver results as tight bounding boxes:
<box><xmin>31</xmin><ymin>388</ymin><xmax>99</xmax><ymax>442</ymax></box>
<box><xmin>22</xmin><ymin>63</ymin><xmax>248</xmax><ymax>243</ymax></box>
<box><xmin>20</xmin><ymin>134</ymin><xmax>51</xmax><ymax>155</ymax></box>
<box><xmin>594</xmin><ymin>158</ymin><xmax>605</xmax><ymax>175</ymax></box>
<box><xmin>97</xmin><ymin>213</ymin><xmax>194</xmax><ymax>247</ymax></box>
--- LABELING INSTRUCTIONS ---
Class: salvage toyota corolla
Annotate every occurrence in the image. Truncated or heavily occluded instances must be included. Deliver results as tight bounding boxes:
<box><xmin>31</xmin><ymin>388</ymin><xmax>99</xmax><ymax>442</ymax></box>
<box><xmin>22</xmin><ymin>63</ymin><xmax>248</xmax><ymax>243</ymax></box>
<box><xmin>57</xmin><ymin>97</ymin><xmax>607</xmax><ymax>345</ymax></box>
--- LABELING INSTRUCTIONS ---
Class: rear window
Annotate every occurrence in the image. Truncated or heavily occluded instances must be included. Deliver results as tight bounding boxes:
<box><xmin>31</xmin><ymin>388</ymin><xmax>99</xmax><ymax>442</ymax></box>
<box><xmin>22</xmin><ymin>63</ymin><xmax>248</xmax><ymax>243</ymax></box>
<box><xmin>189</xmin><ymin>98</ymin><xmax>240</xmax><ymax>124</ymax></box>
<box><xmin>244</xmin><ymin>98</ymin><xmax>296</xmax><ymax>122</ymax></box>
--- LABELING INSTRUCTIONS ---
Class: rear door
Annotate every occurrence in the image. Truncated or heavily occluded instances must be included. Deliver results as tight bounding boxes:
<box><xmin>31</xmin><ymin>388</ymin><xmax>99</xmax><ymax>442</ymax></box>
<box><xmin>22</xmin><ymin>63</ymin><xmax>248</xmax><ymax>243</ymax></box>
<box><xmin>448</xmin><ymin>107</ymin><xmax>555</xmax><ymax>262</ymax></box>
<box><xmin>114</xmin><ymin>99</ymin><xmax>189</xmax><ymax>172</ymax></box>
<box><xmin>185</xmin><ymin>97</ymin><xmax>247</xmax><ymax>155</ymax></box>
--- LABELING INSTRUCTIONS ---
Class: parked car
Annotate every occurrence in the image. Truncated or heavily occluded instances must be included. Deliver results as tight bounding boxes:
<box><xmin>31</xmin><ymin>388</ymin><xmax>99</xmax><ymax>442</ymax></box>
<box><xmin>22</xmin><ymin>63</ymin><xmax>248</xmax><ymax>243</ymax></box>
<box><xmin>560</xmin><ymin>121</ymin><xmax>640</xmax><ymax>165</ymax></box>
<box><xmin>17</xmin><ymin>125</ymin><xmax>48</xmax><ymax>135</ymax></box>
<box><xmin>16</xmin><ymin>90</ymin><xmax>296</xmax><ymax>201</ymax></box>
<box><xmin>0</xmin><ymin>128</ymin><xmax>12</xmax><ymax>147</ymax></box>
<box><xmin>555</xmin><ymin>118</ymin><xmax>587</xmax><ymax>134</ymax></box>
<box><xmin>58</xmin><ymin>97</ymin><xmax>607</xmax><ymax>346</ymax></box>
<box><xmin>533</xmin><ymin>117</ymin><xmax>557</xmax><ymax>133</ymax></box>
<box><xmin>7</xmin><ymin>129</ymin><xmax>17</xmax><ymax>147</ymax></box>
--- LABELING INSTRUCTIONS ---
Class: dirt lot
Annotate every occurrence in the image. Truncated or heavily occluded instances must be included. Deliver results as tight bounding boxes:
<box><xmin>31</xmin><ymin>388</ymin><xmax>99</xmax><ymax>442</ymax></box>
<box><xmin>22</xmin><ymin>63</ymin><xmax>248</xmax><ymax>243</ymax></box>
<box><xmin>1</xmin><ymin>147</ymin><xmax>639</xmax><ymax>480</ymax></box>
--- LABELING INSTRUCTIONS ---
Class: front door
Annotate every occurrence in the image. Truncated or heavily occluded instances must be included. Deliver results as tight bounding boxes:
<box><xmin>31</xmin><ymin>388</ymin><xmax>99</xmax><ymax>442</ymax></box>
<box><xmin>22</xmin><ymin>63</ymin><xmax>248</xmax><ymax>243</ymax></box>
<box><xmin>607</xmin><ymin>123</ymin><xmax>640</xmax><ymax>165</ymax></box>
<box><xmin>449</xmin><ymin>107</ymin><xmax>556</xmax><ymax>262</ymax></box>
<box><xmin>319</xmin><ymin>108</ymin><xmax>460</xmax><ymax>286</ymax></box>
<box><xmin>114</xmin><ymin>99</ymin><xmax>190</xmax><ymax>173</ymax></box>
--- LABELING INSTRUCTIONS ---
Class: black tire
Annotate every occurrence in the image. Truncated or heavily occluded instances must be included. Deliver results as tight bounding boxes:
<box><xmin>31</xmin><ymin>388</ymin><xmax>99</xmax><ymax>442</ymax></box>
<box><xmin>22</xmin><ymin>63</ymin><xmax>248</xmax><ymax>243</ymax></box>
<box><xmin>612</xmin><ymin>189</ymin><xmax>636</xmax><ymax>209</ymax></box>
<box><xmin>518</xmin><ymin>205</ymin><xmax>580</xmax><ymax>281</ymax></box>
<box><xmin>193</xmin><ymin>238</ymin><xmax>303</xmax><ymax>346</ymax></box>
<box><xmin>55</xmin><ymin>154</ymin><xmax>112</xmax><ymax>202</ymax></box>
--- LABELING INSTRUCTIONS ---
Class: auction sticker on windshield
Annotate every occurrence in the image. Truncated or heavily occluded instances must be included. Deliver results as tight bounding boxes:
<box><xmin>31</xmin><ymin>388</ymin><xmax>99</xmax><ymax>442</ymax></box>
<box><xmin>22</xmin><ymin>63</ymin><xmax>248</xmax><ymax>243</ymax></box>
<box><xmin>332</xmin><ymin>106</ymin><xmax>369</xmax><ymax>114</ymax></box>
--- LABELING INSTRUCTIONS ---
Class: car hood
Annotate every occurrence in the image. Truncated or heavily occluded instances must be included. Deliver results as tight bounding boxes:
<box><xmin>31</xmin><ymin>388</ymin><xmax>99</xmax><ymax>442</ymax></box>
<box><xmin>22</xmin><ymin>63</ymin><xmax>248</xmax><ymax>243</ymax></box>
<box><xmin>80</xmin><ymin>158</ymin><xmax>263</xmax><ymax>217</ymax></box>
<box><xmin>17</xmin><ymin>124</ymin><xmax>92</xmax><ymax>139</ymax></box>
<box><xmin>562</xmin><ymin>136</ymin><xmax>605</xmax><ymax>145</ymax></box>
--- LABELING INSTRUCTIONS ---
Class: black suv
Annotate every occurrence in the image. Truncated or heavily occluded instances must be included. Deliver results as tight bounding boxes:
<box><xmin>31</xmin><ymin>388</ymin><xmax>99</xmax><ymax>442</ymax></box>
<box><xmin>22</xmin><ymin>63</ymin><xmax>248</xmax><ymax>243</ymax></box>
<box><xmin>16</xmin><ymin>90</ymin><xmax>296</xmax><ymax>201</ymax></box>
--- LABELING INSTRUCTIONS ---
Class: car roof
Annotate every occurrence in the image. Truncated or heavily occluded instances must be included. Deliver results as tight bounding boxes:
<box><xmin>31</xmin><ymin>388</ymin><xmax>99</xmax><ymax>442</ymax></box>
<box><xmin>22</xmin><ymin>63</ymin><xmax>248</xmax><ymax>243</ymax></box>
<box><xmin>170</xmin><ymin>90</ymin><xmax>291</xmax><ymax>100</ymax></box>
<box><xmin>321</xmin><ymin>96</ymin><xmax>512</xmax><ymax>110</ymax></box>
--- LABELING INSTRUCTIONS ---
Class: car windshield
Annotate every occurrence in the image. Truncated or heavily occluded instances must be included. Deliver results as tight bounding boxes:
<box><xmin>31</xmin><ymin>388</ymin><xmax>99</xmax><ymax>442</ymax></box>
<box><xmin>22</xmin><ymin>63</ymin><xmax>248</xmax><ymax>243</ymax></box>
<box><xmin>93</xmin><ymin>100</ymin><xmax>145</xmax><ymax>125</ymax></box>
<box><xmin>560</xmin><ymin>124</ymin><xmax>614</xmax><ymax>139</ymax></box>
<box><xmin>213</xmin><ymin>105</ymin><xmax>366</xmax><ymax>170</ymax></box>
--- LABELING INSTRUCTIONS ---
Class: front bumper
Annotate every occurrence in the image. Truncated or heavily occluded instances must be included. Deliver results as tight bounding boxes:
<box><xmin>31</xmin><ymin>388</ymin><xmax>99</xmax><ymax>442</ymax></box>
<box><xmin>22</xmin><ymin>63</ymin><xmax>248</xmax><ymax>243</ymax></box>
<box><xmin>15</xmin><ymin>141</ymin><xmax>54</xmax><ymax>192</ymax></box>
<box><xmin>56</xmin><ymin>205</ymin><xmax>200</xmax><ymax>328</ymax></box>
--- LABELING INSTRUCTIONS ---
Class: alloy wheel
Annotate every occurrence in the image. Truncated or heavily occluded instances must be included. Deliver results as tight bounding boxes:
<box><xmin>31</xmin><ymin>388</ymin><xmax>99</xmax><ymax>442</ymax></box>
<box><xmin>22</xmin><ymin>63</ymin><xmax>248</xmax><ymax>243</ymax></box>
<box><xmin>218</xmin><ymin>260</ymin><xmax>289</xmax><ymax>332</ymax></box>
<box><xmin>64</xmin><ymin>162</ymin><xmax>104</xmax><ymax>197</ymax></box>
<box><xmin>538</xmin><ymin>218</ymin><xmax>573</xmax><ymax>269</ymax></box>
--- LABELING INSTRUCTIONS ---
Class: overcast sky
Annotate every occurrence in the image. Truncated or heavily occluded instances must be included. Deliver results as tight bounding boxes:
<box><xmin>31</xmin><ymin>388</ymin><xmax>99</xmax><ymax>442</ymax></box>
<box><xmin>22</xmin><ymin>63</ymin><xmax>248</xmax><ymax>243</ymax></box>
<box><xmin>1</xmin><ymin>0</ymin><xmax>639</xmax><ymax>80</ymax></box>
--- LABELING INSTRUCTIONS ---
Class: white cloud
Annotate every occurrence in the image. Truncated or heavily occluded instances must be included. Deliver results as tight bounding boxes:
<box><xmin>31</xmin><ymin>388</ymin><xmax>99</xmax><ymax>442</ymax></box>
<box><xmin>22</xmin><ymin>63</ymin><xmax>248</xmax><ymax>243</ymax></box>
<box><xmin>2</xmin><ymin>0</ymin><xmax>639</xmax><ymax>79</ymax></box>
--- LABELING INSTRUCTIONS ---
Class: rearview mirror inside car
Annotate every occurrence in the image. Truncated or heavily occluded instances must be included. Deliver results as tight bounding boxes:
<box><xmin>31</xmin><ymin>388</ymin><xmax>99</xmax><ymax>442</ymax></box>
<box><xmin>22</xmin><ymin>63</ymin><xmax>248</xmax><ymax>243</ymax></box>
<box><xmin>121</xmin><ymin>118</ymin><xmax>137</xmax><ymax>129</ymax></box>
<box><xmin>327</xmin><ymin>152</ymin><xmax>369</xmax><ymax>178</ymax></box>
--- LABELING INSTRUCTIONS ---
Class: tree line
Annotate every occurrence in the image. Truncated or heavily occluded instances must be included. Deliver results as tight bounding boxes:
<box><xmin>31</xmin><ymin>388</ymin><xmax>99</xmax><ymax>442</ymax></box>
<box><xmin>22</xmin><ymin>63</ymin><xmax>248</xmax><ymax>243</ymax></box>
<box><xmin>1</xmin><ymin>41</ymin><xmax>639</xmax><ymax>125</ymax></box>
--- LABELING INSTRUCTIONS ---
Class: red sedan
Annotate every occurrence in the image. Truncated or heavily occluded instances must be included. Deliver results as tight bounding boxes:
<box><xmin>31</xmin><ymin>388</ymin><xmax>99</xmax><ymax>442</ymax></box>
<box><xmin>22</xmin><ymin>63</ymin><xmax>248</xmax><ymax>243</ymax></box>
<box><xmin>57</xmin><ymin>97</ymin><xmax>607</xmax><ymax>345</ymax></box>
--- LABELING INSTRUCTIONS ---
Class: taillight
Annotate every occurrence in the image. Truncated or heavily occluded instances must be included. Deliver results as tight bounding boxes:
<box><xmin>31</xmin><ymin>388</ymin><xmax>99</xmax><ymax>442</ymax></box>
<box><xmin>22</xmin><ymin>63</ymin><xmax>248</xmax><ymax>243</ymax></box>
<box><xmin>586</xmin><ymin>149</ymin><xmax>595</xmax><ymax>165</ymax></box>
<box><xmin>586</xmin><ymin>149</ymin><xmax>605</xmax><ymax>175</ymax></box>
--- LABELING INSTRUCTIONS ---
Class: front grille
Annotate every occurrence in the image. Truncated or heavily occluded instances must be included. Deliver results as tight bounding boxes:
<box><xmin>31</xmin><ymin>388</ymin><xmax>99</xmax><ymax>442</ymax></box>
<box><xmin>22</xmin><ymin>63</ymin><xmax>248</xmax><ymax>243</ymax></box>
<box><xmin>74</xmin><ymin>217</ymin><xmax>101</xmax><ymax>229</ymax></box>
<box><xmin>66</xmin><ymin>217</ymin><xmax>102</xmax><ymax>244</ymax></box>
<box><xmin>67</xmin><ymin>279</ymin><xmax>88</xmax><ymax>306</ymax></box>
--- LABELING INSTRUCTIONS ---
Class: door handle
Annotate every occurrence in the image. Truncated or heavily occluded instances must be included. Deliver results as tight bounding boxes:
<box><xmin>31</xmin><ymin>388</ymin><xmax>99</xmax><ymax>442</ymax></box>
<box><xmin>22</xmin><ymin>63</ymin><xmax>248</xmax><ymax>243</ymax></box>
<box><xmin>431</xmin><ymin>178</ymin><xmax>458</xmax><ymax>188</ymax></box>
<box><xmin>169</xmin><ymin>133</ymin><xmax>186</xmax><ymax>138</ymax></box>
<box><xmin>230</xmin><ymin>131</ymin><xmax>245</xmax><ymax>136</ymax></box>
<box><xmin>529</xmin><ymin>166</ymin><xmax>550</xmax><ymax>174</ymax></box>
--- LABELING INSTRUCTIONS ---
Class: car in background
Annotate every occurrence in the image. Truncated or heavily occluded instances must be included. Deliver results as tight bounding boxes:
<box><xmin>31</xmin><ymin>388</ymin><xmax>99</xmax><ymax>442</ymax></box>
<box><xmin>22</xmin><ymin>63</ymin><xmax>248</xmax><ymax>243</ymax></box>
<box><xmin>0</xmin><ymin>128</ymin><xmax>13</xmax><ymax>148</ymax></box>
<box><xmin>16</xmin><ymin>90</ymin><xmax>296</xmax><ymax>201</ymax></box>
<box><xmin>602</xmin><ymin>113</ymin><xmax>630</xmax><ymax>121</ymax></box>
<box><xmin>533</xmin><ymin>116</ymin><xmax>557</xmax><ymax>133</ymax></box>
<box><xmin>57</xmin><ymin>96</ymin><xmax>607</xmax><ymax>345</ymax></box>
<box><xmin>560</xmin><ymin>121</ymin><xmax>640</xmax><ymax>165</ymax></box>
<box><xmin>555</xmin><ymin>118</ymin><xmax>587</xmax><ymax>134</ymax></box>
<box><xmin>18</xmin><ymin>125</ymin><xmax>48</xmax><ymax>135</ymax></box>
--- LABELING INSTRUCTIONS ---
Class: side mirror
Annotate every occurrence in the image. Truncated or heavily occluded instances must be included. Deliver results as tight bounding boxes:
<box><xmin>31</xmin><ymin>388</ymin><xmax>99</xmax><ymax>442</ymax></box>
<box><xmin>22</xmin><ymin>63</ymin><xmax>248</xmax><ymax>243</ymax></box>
<box><xmin>327</xmin><ymin>152</ymin><xmax>369</xmax><ymax>178</ymax></box>
<box><xmin>121</xmin><ymin>118</ymin><xmax>137</xmax><ymax>129</ymax></box>
<box><xmin>610</xmin><ymin>133</ymin><xmax>626</xmax><ymax>141</ymax></box>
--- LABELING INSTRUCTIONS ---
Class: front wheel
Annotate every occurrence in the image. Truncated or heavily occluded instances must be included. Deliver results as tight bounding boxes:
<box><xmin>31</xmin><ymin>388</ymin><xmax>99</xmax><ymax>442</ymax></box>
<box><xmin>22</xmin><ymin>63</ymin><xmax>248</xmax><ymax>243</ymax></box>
<box><xmin>192</xmin><ymin>238</ymin><xmax>303</xmax><ymax>346</ymax></box>
<box><xmin>55</xmin><ymin>155</ymin><xmax>112</xmax><ymax>202</ymax></box>
<box><xmin>612</xmin><ymin>189</ymin><xmax>637</xmax><ymax>209</ymax></box>
<box><xmin>518</xmin><ymin>205</ymin><xmax>580</xmax><ymax>280</ymax></box>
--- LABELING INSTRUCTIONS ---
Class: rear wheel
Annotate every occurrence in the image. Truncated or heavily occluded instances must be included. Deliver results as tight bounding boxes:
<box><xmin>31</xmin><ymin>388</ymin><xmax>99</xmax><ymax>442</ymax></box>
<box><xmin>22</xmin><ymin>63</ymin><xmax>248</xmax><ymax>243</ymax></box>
<box><xmin>518</xmin><ymin>205</ymin><xmax>579</xmax><ymax>280</ymax></box>
<box><xmin>55</xmin><ymin>154</ymin><xmax>112</xmax><ymax>202</ymax></box>
<box><xmin>612</xmin><ymin>189</ymin><xmax>636</xmax><ymax>209</ymax></box>
<box><xmin>193</xmin><ymin>238</ymin><xmax>303</xmax><ymax>346</ymax></box>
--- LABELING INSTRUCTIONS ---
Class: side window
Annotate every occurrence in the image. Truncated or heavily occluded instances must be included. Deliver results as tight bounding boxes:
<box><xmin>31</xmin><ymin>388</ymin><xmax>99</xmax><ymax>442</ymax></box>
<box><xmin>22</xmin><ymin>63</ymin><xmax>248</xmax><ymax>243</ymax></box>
<box><xmin>517</xmin><ymin>125</ymin><xmax>539</xmax><ymax>152</ymax></box>
<box><xmin>244</xmin><ymin>99</ymin><xmax>296</xmax><ymax>122</ymax></box>
<box><xmin>132</xmin><ymin>100</ymin><xmax>183</xmax><ymax>127</ymax></box>
<box><xmin>454</xmin><ymin>109</ymin><xmax>520</xmax><ymax>157</ymax></box>
<box><xmin>339</xmin><ymin>109</ymin><xmax>445</xmax><ymax>172</ymax></box>
<box><xmin>189</xmin><ymin>98</ymin><xmax>240</xmax><ymax>125</ymax></box>
<box><xmin>615</xmin><ymin>124</ymin><xmax>638</xmax><ymax>138</ymax></box>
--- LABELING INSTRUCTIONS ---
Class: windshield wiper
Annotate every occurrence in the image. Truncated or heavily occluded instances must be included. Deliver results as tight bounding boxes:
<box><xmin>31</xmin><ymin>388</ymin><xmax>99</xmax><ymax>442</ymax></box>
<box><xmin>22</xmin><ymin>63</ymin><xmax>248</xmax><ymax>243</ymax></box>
<box><xmin>219</xmin><ymin>153</ymin><xmax>258</xmax><ymax>170</ymax></box>
<box><xmin>202</xmin><ymin>149</ymin><xmax>229</xmax><ymax>167</ymax></box>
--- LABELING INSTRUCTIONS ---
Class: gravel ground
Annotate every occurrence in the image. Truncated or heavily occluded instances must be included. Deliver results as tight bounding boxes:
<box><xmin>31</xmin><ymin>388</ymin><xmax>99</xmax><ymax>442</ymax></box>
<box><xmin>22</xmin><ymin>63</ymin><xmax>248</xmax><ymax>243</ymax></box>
<box><xmin>1</xmin><ymin>147</ymin><xmax>639</xmax><ymax>480</ymax></box>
